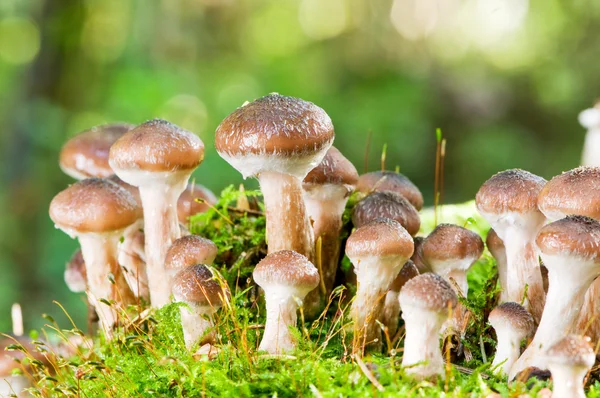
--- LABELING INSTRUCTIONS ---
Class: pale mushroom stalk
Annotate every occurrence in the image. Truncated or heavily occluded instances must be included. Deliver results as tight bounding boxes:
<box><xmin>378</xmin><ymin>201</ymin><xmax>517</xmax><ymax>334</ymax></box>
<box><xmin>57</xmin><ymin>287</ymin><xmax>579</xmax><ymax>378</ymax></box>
<box><xmin>549</xmin><ymin>367</ymin><xmax>588</xmax><ymax>398</ymax></box>
<box><xmin>402</xmin><ymin>306</ymin><xmax>447</xmax><ymax>378</ymax></box>
<box><xmin>118</xmin><ymin>220</ymin><xmax>148</xmax><ymax>300</ymax></box>
<box><xmin>545</xmin><ymin>335</ymin><xmax>595</xmax><ymax>398</ymax></box>
<box><xmin>260</xmin><ymin>288</ymin><xmax>300</xmax><ymax>353</ymax></box>
<box><xmin>487</xmin><ymin>229</ymin><xmax>509</xmax><ymax>302</ymax></box>
<box><xmin>382</xmin><ymin>261</ymin><xmax>419</xmax><ymax>338</ymax></box>
<box><xmin>493</xmin><ymin>328</ymin><xmax>525</xmax><ymax>375</ymax></box>
<box><xmin>179</xmin><ymin>304</ymin><xmax>217</xmax><ymax>349</ymax></box>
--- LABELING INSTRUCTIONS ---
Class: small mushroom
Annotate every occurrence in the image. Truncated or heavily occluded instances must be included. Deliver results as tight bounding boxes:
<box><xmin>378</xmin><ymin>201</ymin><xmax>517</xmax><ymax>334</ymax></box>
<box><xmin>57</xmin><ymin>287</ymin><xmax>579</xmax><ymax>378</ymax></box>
<box><xmin>253</xmin><ymin>250</ymin><xmax>320</xmax><ymax>355</ymax></box>
<box><xmin>352</xmin><ymin>191</ymin><xmax>421</xmax><ymax>236</ymax></box>
<box><xmin>216</xmin><ymin>94</ymin><xmax>334</xmax><ymax>260</ymax></box>
<box><xmin>117</xmin><ymin>222</ymin><xmax>148</xmax><ymax>300</ymax></box>
<box><xmin>545</xmin><ymin>335</ymin><xmax>595</xmax><ymax>398</ymax></box>
<box><xmin>382</xmin><ymin>260</ymin><xmax>419</xmax><ymax>338</ymax></box>
<box><xmin>165</xmin><ymin>235</ymin><xmax>218</xmax><ymax>280</ymax></box>
<box><xmin>578</xmin><ymin>101</ymin><xmax>600</xmax><ymax>167</ymax></box>
<box><xmin>177</xmin><ymin>182</ymin><xmax>218</xmax><ymax>225</ymax></box>
<box><xmin>109</xmin><ymin>119</ymin><xmax>205</xmax><ymax>307</ymax></box>
<box><xmin>355</xmin><ymin>170</ymin><xmax>423</xmax><ymax>210</ymax></box>
<box><xmin>172</xmin><ymin>264</ymin><xmax>228</xmax><ymax>349</ymax></box>
<box><xmin>399</xmin><ymin>273</ymin><xmax>457</xmax><ymax>380</ymax></box>
<box><xmin>488</xmin><ymin>302</ymin><xmax>534</xmax><ymax>376</ymax></box>
<box><xmin>346</xmin><ymin>218</ymin><xmax>414</xmax><ymax>354</ymax></box>
<box><xmin>486</xmin><ymin>229</ymin><xmax>509</xmax><ymax>302</ymax></box>
<box><xmin>64</xmin><ymin>249</ymin><xmax>87</xmax><ymax>293</ymax></box>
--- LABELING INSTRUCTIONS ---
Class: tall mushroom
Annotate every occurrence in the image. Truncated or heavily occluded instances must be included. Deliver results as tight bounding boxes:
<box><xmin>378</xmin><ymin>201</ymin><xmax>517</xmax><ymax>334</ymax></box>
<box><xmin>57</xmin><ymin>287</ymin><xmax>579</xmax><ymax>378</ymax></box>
<box><xmin>510</xmin><ymin>215</ymin><xmax>600</xmax><ymax>378</ymax></box>
<box><xmin>578</xmin><ymin>101</ymin><xmax>600</xmax><ymax>167</ymax></box>
<box><xmin>545</xmin><ymin>335</ymin><xmax>595</xmax><ymax>398</ymax></box>
<box><xmin>400</xmin><ymin>273</ymin><xmax>457</xmax><ymax>380</ymax></box>
<box><xmin>109</xmin><ymin>119</ymin><xmax>205</xmax><ymax>307</ymax></box>
<box><xmin>302</xmin><ymin>146</ymin><xmax>358</xmax><ymax>314</ymax></box>
<box><xmin>346</xmin><ymin>218</ymin><xmax>414</xmax><ymax>354</ymax></box>
<box><xmin>355</xmin><ymin>170</ymin><xmax>423</xmax><ymax>210</ymax></box>
<box><xmin>352</xmin><ymin>191</ymin><xmax>421</xmax><ymax>236</ymax></box>
<box><xmin>50</xmin><ymin>178</ymin><xmax>140</xmax><ymax>335</ymax></box>
<box><xmin>382</xmin><ymin>260</ymin><xmax>419</xmax><ymax>338</ymax></box>
<box><xmin>253</xmin><ymin>250</ymin><xmax>320</xmax><ymax>355</ymax></box>
<box><xmin>475</xmin><ymin>169</ymin><xmax>547</xmax><ymax>322</ymax></box>
<box><xmin>215</xmin><ymin>94</ymin><xmax>334</xmax><ymax>259</ymax></box>
<box><xmin>486</xmin><ymin>229</ymin><xmax>509</xmax><ymax>302</ymax></box>
<box><xmin>165</xmin><ymin>235</ymin><xmax>218</xmax><ymax>279</ymax></box>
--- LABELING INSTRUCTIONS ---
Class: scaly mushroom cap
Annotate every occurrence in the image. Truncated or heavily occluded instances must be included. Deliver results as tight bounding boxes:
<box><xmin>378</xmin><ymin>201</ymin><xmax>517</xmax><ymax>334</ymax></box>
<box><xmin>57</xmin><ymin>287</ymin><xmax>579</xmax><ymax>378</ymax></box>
<box><xmin>171</xmin><ymin>265</ymin><xmax>226</xmax><ymax>306</ymax></box>
<box><xmin>536</xmin><ymin>215</ymin><xmax>600</xmax><ymax>261</ymax></box>
<box><xmin>60</xmin><ymin>123</ymin><xmax>133</xmax><ymax>179</ymax></box>
<box><xmin>538</xmin><ymin>167</ymin><xmax>600</xmax><ymax>221</ymax></box>
<box><xmin>64</xmin><ymin>249</ymin><xmax>87</xmax><ymax>293</ymax></box>
<box><xmin>486</xmin><ymin>229</ymin><xmax>505</xmax><ymax>259</ymax></box>
<box><xmin>303</xmin><ymin>146</ymin><xmax>358</xmax><ymax>189</ymax></box>
<box><xmin>545</xmin><ymin>335</ymin><xmax>595</xmax><ymax>368</ymax></box>
<box><xmin>390</xmin><ymin>260</ymin><xmax>419</xmax><ymax>291</ymax></box>
<box><xmin>399</xmin><ymin>273</ymin><xmax>458</xmax><ymax>311</ymax></box>
<box><xmin>109</xmin><ymin>119</ymin><xmax>204</xmax><ymax>173</ymax></box>
<box><xmin>352</xmin><ymin>191</ymin><xmax>420</xmax><ymax>236</ymax></box>
<box><xmin>215</xmin><ymin>93</ymin><xmax>335</xmax><ymax>179</ymax></box>
<box><xmin>476</xmin><ymin>169</ymin><xmax>547</xmax><ymax>215</ymax></box>
<box><xmin>356</xmin><ymin>171</ymin><xmax>423</xmax><ymax>210</ymax></box>
<box><xmin>177</xmin><ymin>183</ymin><xmax>217</xmax><ymax>223</ymax></box>
<box><xmin>49</xmin><ymin>178</ymin><xmax>141</xmax><ymax>234</ymax></box>
<box><xmin>422</xmin><ymin>224</ymin><xmax>484</xmax><ymax>264</ymax></box>
<box><xmin>345</xmin><ymin>218</ymin><xmax>414</xmax><ymax>259</ymax></box>
<box><xmin>253</xmin><ymin>250</ymin><xmax>320</xmax><ymax>291</ymax></box>
<box><xmin>165</xmin><ymin>236</ymin><xmax>218</xmax><ymax>269</ymax></box>
<box><xmin>489</xmin><ymin>302</ymin><xmax>535</xmax><ymax>337</ymax></box>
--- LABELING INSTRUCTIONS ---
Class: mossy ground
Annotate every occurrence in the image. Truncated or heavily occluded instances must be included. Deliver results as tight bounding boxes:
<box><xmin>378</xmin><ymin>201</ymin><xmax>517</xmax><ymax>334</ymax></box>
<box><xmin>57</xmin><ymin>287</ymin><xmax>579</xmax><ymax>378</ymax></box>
<box><xmin>8</xmin><ymin>187</ymin><xmax>600</xmax><ymax>397</ymax></box>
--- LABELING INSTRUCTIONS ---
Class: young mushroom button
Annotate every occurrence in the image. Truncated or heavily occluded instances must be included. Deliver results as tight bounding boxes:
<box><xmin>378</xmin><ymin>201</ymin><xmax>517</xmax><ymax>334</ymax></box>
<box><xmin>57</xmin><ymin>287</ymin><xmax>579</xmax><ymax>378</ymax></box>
<box><xmin>352</xmin><ymin>191</ymin><xmax>421</xmax><ymax>236</ymax></box>
<box><xmin>545</xmin><ymin>335</ymin><xmax>595</xmax><ymax>398</ymax></box>
<box><xmin>215</xmin><ymin>93</ymin><xmax>335</xmax><ymax>260</ymax></box>
<box><xmin>64</xmin><ymin>249</ymin><xmax>87</xmax><ymax>294</ymax></box>
<box><xmin>177</xmin><ymin>183</ymin><xmax>218</xmax><ymax>225</ymax></box>
<box><xmin>355</xmin><ymin>171</ymin><xmax>423</xmax><ymax>211</ymax></box>
<box><xmin>165</xmin><ymin>236</ymin><xmax>218</xmax><ymax>280</ymax></box>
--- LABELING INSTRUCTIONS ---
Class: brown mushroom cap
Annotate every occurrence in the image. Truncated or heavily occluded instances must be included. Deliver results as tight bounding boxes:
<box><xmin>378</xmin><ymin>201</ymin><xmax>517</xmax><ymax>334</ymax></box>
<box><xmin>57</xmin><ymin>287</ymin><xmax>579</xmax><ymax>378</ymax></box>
<box><xmin>49</xmin><ymin>178</ymin><xmax>141</xmax><ymax>233</ymax></box>
<box><xmin>165</xmin><ymin>236</ymin><xmax>218</xmax><ymax>269</ymax></box>
<box><xmin>346</xmin><ymin>218</ymin><xmax>414</xmax><ymax>259</ymax></box>
<box><xmin>538</xmin><ymin>167</ymin><xmax>600</xmax><ymax>221</ymax></box>
<box><xmin>536</xmin><ymin>215</ymin><xmax>600</xmax><ymax>261</ymax></box>
<box><xmin>109</xmin><ymin>119</ymin><xmax>204</xmax><ymax>173</ymax></box>
<box><xmin>486</xmin><ymin>229</ymin><xmax>504</xmax><ymax>258</ymax></box>
<box><xmin>422</xmin><ymin>224</ymin><xmax>484</xmax><ymax>263</ymax></box>
<box><xmin>60</xmin><ymin>123</ymin><xmax>133</xmax><ymax>179</ymax></box>
<box><xmin>545</xmin><ymin>335</ymin><xmax>595</xmax><ymax>368</ymax></box>
<box><xmin>253</xmin><ymin>250</ymin><xmax>320</xmax><ymax>290</ymax></box>
<box><xmin>171</xmin><ymin>265</ymin><xmax>225</xmax><ymax>306</ymax></box>
<box><xmin>476</xmin><ymin>169</ymin><xmax>547</xmax><ymax>214</ymax></box>
<box><xmin>399</xmin><ymin>273</ymin><xmax>458</xmax><ymax>311</ymax></box>
<box><xmin>356</xmin><ymin>171</ymin><xmax>424</xmax><ymax>210</ymax></box>
<box><xmin>352</xmin><ymin>191</ymin><xmax>420</xmax><ymax>235</ymax></box>
<box><xmin>303</xmin><ymin>146</ymin><xmax>358</xmax><ymax>188</ymax></box>
<box><xmin>177</xmin><ymin>183</ymin><xmax>218</xmax><ymax>223</ymax></box>
<box><xmin>489</xmin><ymin>302</ymin><xmax>535</xmax><ymax>336</ymax></box>
<box><xmin>65</xmin><ymin>249</ymin><xmax>87</xmax><ymax>293</ymax></box>
<box><xmin>0</xmin><ymin>336</ymin><xmax>51</xmax><ymax>376</ymax></box>
<box><xmin>390</xmin><ymin>260</ymin><xmax>419</xmax><ymax>291</ymax></box>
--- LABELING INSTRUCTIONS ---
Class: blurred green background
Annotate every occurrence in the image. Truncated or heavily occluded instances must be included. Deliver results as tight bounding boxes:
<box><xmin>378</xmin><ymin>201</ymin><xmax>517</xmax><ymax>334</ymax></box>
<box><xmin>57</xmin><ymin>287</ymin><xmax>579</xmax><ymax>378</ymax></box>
<box><xmin>0</xmin><ymin>0</ymin><xmax>598</xmax><ymax>332</ymax></box>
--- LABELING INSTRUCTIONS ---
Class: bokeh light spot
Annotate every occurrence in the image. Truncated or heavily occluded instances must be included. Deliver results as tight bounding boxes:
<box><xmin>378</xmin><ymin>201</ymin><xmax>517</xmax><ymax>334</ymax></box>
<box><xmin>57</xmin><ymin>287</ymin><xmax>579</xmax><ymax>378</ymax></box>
<box><xmin>299</xmin><ymin>0</ymin><xmax>348</xmax><ymax>40</ymax></box>
<box><xmin>0</xmin><ymin>17</ymin><xmax>40</xmax><ymax>65</ymax></box>
<box><xmin>159</xmin><ymin>94</ymin><xmax>208</xmax><ymax>137</ymax></box>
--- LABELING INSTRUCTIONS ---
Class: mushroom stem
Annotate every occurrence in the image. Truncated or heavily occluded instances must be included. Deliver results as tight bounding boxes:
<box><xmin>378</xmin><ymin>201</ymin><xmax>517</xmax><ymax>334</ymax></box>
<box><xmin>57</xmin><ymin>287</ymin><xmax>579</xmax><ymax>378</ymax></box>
<box><xmin>492</xmin><ymin>330</ymin><xmax>523</xmax><ymax>375</ymax></box>
<box><xmin>401</xmin><ymin>307</ymin><xmax>446</xmax><ymax>380</ymax></box>
<box><xmin>259</xmin><ymin>171</ymin><xmax>314</xmax><ymax>259</ymax></box>
<box><xmin>548</xmin><ymin>366</ymin><xmax>588</xmax><ymax>398</ymax></box>
<box><xmin>179</xmin><ymin>304</ymin><xmax>215</xmax><ymax>349</ymax></box>
<box><xmin>260</xmin><ymin>289</ymin><xmax>299</xmax><ymax>354</ymax></box>
<box><xmin>118</xmin><ymin>220</ymin><xmax>148</xmax><ymax>301</ymax></box>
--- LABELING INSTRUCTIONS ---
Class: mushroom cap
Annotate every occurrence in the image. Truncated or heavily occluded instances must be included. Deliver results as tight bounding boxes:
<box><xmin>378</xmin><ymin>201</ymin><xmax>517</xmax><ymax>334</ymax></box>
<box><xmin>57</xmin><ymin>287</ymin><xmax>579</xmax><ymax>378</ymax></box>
<box><xmin>488</xmin><ymin>302</ymin><xmax>535</xmax><ymax>336</ymax></box>
<box><xmin>422</xmin><ymin>224</ymin><xmax>484</xmax><ymax>264</ymax></box>
<box><xmin>352</xmin><ymin>191</ymin><xmax>420</xmax><ymax>236</ymax></box>
<box><xmin>0</xmin><ymin>336</ymin><xmax>51</xmax><ymax>376</ymax></box>
<box><xmin>538</xmin><ymin>167</ymin><xmax>600</xmax><ymax>221</ymax></box>
<box><xmin>545</xmin><ymin>335</ymin><xmax>595</xmax><ymax>368</ymax></box>
<box><xmin>64</xmin><ymin>249</ymin><xmax>87</xmax><ymax>293</ymax></box>
<box><xmin>390</xmin><ymin>260</ymin><xmax>419</xmax><ymax>292</ymax></box>
<box><xmin>485</xmin><ymin>229</ymin><xmax>505</xmax><ymax>258</ymax></box>
<box><xmin>411</xmin><ymin>236</ymin><xmax>429</xmax><ymax>272</ymax></box>
<box><xmin>49</xmin><ymin>178</ymin><xmax>141</xmax><ymax>233</ymax></box>
<box><xmin>109</xmin><ymin>119</ymin><xmax>204</xmax><ymax>173</ymax></box>
<box><xmin>536</xmin><ymin>215</ymin><xmax>600</xmax><ymax>261</ymax></box>
<box><xmin>177</xmin><ymin>183</ymin><xmax>218</xmax><ymax>223</ymax></box>
<box><xmin>215</xmin><ymin>93</ymin><xmax>334</xmax><ymax>179</ymax></box>
<box><xmin>165</xmin><ymin>236</ymin><xmax>218</xmax><ymax>269</ymax></box>
<box><xmin>60</xmin><ymin>123</ymin><xmax>133</xmax><ymax>179</ymax></box>
<box><xmin>476</xmin><ymin>169</ymin><xmax>547</xmax><ymax>215</ymax></box>
<box><xmin>171</xmin><ymin>265</ymin><xmax>226</xmax><ymax>306</ymax></box>
<box><xmin>303</xmin><ymin>146</ymin><xmax>358</xmax><ymax>187</ymax></box>
<box><xmin>356</xmin><ymin>171</ymin><xmax>424</xmax><ymax>210</ymax></box>
<box><xmin>399</xmin><ymin>272</ymin><xmax>458</xmax><ymax>311</ymax></box>
<box><xmin>345</xmin><ymin>218</ymin><xmax>414</xmax><ymax>259</ymax></box>
<box><xmin>253</xmin><ymin>250</ymin><xmax>320</xmax><ymax>291</ymax></box>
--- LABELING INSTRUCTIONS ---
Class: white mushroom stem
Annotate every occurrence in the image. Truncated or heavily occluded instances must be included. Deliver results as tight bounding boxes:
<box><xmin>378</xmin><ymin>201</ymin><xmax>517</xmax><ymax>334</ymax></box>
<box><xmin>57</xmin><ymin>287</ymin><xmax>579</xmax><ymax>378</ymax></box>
<box><xmin>577</xmin><ymin>281</ymin><xmax>600</xmax><ymax>342</ymax></box>
<box><xmin>177</xmin><ymin>302</ymin><xmax>216</xmax><ymax>349</ymax></box>
<box><xmin>509</xmin><ymin>253</ymin><xmax>597</xmax><ymax>379</ymax></box>
<box><xmin>118</xmin><ymin>220</ymin><xmax>148</xmax><ymax>301</ymax></box>
<box><xmin>383</xmin><ymin>290</ymin><xmax>401</xmax><ymax>338</ymax></box>
<box><xmin>491</xmin><ymin>326</ymin><xmax>524</xmax><ymax>375</ymax></box>
<box><xmin>548</xmin><ymin>364</ymin><xmax>588</xmax><ymax>398</ymax></box>
<box><xmin>401</xmin><ymin>305</ymin><xmax>447</xmax><ymax>380</ymax></box>
<box><xmin>494</xmin><ymin>248</ymin><xmax>509</xmax><ymax>303</ymax></box>
<box><xmin>260</xmin><ymin>287</ymin><xmax>303</xmax><ymax>354</ymax></box>
<box><xmin>579</xmin><ymin>107</ymin><xmax>600</xmax><ymax>167</ymax></box>
<box><xmin>259</xmin><ymin>171</ymin><xmax>314</xmax><ymax>260</ymax></box>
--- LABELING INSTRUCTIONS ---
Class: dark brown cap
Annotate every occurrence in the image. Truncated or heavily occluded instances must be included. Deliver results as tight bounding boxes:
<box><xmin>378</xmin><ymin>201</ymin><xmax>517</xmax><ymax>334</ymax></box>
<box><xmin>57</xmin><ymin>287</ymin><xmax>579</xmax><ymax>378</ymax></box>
<box><xmin>476</xmin><ymin>169</ymin><xmax>547</xmax><ymax>214</ymax></box>
<box><xmin>356</xmin><ymin>171</ymin><xmax>423</xmax><ymax>210</ymax></box>
<box><xmin>171</xmin><ymin>265</ymin><xmax>226</xmax><ymax>306</ymax></box>
<box><xmin>346</xmin><ymin>218</ymin><xmax>414</xmax><ymax>259</ymax></box>
<box><xmin>399</xmin><ymin>273</ymin><xmax>457</xmax><ymax>311</ymax></box>
<box><xmin>545</xmin><ymin>335</ymin><xmax>595</xmax><ymax>368</ymax></box>
<box><xmin>177</xmin><ymin>183</ymin><xmax>217</xmax><ymax>223</ymax></box>
<box><xmin>50</xmin><ymin>178</ymin><xmax>141</xmax><ymax>234</ymax></box>
<box><xmin>60</xmin><ymin>123</ymin><xmax>133</xmax><ymax>179</ymax></box>
<box><xmin>486</xmin><ymin>229</ymin><xmax>505</xmax><ymax>259</ymax></box>
<box><xmin>411</xmin><ymin>236</ymin><xmax>429</xmax><ymax>273</ymax></box>
<box><xmin>352</xmin><ymin>191</ymin><xmax>420</xmax><ymax>236</ymax></box>
<box><xmin>488</xmin><ymin>302</ymin><xmax>535</xmax><ymax>336</ymax></box>
<box><xmin>109</xmin><ymin>119</ymin><xmax>204</xmax><ymax>173</ymax></box>
<box><xmin>106</xmin><ymin>174</ymin><xmax>141</xmax><ymax>205</ymax></box>
<box><xmin>538</xmin><ymin>167</ymin><xmax>600</xmax><ymax>221</ymax></box>
<box><xmin>536</xmin><ymin>215</ymin><xmax>600</xmax><ymax>261</ymax></box>
<box><xmin>422</xmin><ymin>224</ymin><xmax>484</xmax><ymax>264</ymax></box>
<box><xmin>303</xmin><ymin>146</ymin><xmax>358</xmax><ymax>187</ymax></box>
<box><xmin>65</xmin><ymin>249</ymin><xmax>87</xmax><ymax>293</ymax></box>
<box><xmin>165</xmin><ymin>236</ymin><xmax>218</xmax><ymax>269</ymax></box>
<box><xmin>253</xmin><ymin>250</ymin><xmax>320</xmax><ymax>290</ymax></box>
<box><xmin>215</xmin><ymin>93</ymin><xmax>334</xmax><ymax>179</ymax></box>
<box><xmin>390</xmin><ymin>260</ymin><xmax>419</xmax><ymax>292</ymax></box>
